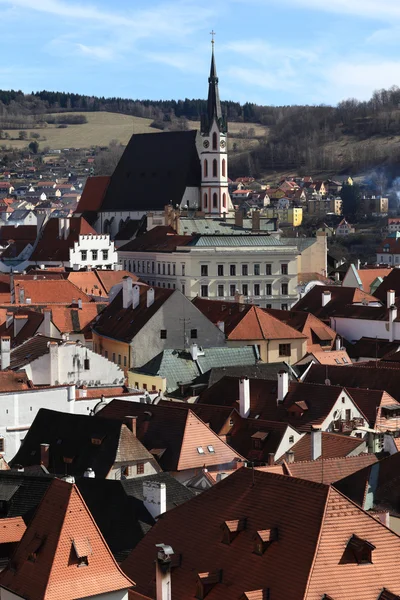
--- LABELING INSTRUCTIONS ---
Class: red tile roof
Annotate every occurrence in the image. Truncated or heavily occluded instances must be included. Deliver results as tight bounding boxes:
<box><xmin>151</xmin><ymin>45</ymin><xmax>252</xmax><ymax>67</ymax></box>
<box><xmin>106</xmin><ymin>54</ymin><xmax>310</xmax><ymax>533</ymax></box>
<box><xmin>286</xmin><ymin>431</ymin><xmax>367</xmax><ymax>462</ymax></box>
<box><xmin>0</xmin><ymin>517</ymin><xmax>26</xmax><ymax>544</ymax></box>
<box><xmin>121</xmin><ymin>468</ymin><xmax>400</xmax><ymax>599</ymax></box>
<box><xmin>75</xmin><ymin>176</ymin><xmax>111</xmax><ymax>213</ymax></box>
<box><xmin>355</xmin><ymin>268</ymin><xmax>391</xmax><ymax>293</ymax></box>
<box><xmin>0</xmin><ymin>225</ymin><xmax>37</xmax><ymax>242</ymax></box>
<box><xmin>265</xmin><ymin>309</ymin><xmax>337</xmax><ymax>352</ymax></box>
<box><xmin>292</xmin><ymin>285</ymin><xmax>379</xmax><ymax>321</ymax></box>
<box><xmin>13</xmin><ymin>279</ymin><xmax>92</xmax><ymax>305</ymax></box>
<box><xmin>0</xmin><ymin>479</ymin><xmax>133</xmax><ymax>599</ymax></box>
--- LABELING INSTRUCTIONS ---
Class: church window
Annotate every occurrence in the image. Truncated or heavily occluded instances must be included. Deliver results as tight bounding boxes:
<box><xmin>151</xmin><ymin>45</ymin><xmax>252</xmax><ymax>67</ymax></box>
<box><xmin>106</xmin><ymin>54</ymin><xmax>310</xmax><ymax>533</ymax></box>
<box><xmin>173</xmin><ymin>263</ymin><xmax>176</xmax><ymax>275</ymax></box>
<box><xmin>213</xmin><ymin>159</ymin><xmax>218</xmax><ymax>177</ymax></box>
<box><xmin>204</xmin><ymin>193</ymin><xmax>208</xmax><ymax>209</ymax></box>
<box><xmin>222</xmin><ymin>159</ymin><xmax>226</xmax><ymax>177</ymax></box>
<box><xmin>204</xmin><ymin>160</ymin><xmax>208</xmax><ymax>177</ymax></box>
<box><xmin>212</xmin><ymin>132</ymin><xmax>217</xmax><ymax>150</ymax></box>
<box><xmin>162</xmin><ymin>264</ymin><xmax>165</xmax><ymax>275</ymax></box>
<box><xmin>158</xmin><ymin>263</ymin><xmax>160</xmax><ymax>274</ymax></box>
<box><xmin>168</xmin><ymin>264</ymin><xmax>171</xmax><ymax>275</ymax></box>
<box><xmin>213</xmin><ymin>193</ymin><xmax>218</xmax><ymax>208</ymax></box>
<box><xmin>223</xmin><ymin>193</ymin><xmax>226</xmax><ymax>208</ymax></box>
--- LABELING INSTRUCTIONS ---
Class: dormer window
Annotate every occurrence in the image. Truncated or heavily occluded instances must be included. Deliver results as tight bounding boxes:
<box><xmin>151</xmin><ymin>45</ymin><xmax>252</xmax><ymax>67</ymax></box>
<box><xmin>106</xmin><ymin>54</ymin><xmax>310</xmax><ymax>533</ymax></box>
<box><xmin>221</xmin><ymin>518</ymin><xmax>247</xmax><ymax>544</ymax></box>
<box><xmin>196</xmin><ymin>570</ymin><xmax>222</xmax><ymax>599</ymax></box>
<box><xmin>251</xmin><ymin>431</ymin><xmax>268</xmax><ymax>450</ymax></box>
<box><xmin>254</xmin><ymin>528</ymin><xmax>278</xmax><ymax>555</ymax></box>
<box><xmin>91</xmin><ymin>435</ymin><xmax>105</xmax><ymax>445</ymax></box>
<box><xmin>72</xmin><ymin>537</ymin><xmax>92</xmax><ymax>567</ymax></box>
<box><xmin>341</xmin><ymin>534</ymin><xmax>375</xmax><ymax>565</ymax></box>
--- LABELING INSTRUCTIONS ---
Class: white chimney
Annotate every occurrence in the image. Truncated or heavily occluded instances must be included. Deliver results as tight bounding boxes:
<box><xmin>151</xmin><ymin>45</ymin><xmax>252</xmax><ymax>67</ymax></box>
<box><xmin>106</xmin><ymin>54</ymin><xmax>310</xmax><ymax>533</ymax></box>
<box><xmin>48</xmin><ymin>341</ymin><xmax>59</xmax><ymax>385</ymax></box>
<box><xmin>43</xmin><ymin>309</ymin><xmax>52</xmax><ymax>337</ymax></box>
<box><xmin>190</xmin><ymin>343</ymin><xmax>199</xmax><ymax>361</ymax></box>
<box><xmin>1</xmin><ymin>336</ymin><xmax>10</xmax><ymax>370</ymax></box>
<box><xmin>285</xmin><ymin>450</ymin><xmax>295</xmax><ymax>464</ymax></box>
<box><xmin>217</xmin><ymin>320</ymin><xmax>225</xmax><ymax>333</ymax></box>
<box><xmin>78</xmin><ymin>298</ymin><xmax>82</xmax><ymax>309</ymax></box>
<box><xmin>6</xmin><ymin>312</ymin><xmax>13</xmax><ymax>330</ymax></box>
<box><xmin>132</xmin><ymin>285</ymin><xmax>140</xmax><ymax>309</ymax></box>
<box><xmin>387</xmin><ymin>289</ymin><xmax>396</xmax><ymax>309</ymax></box>
<box><xmin>84</xmin><ymin>467</ymin><xmax>95</xmax><ymax>478</ymax></box>
<box><xmin>147</xmin><ymin>288</ymin><xmax>155</xmax><ymax>308</ymax></box>
<box><xmin>356</xmin><ymin>259</ymin><xmax>361</xmax><ymax>270</ymax></box>
<box><xmin>335</xmin><ymin>336</ymin><xmax>341</xmax><ymax>351</ymax></box>
<box><xmin>311</xmin><ymin>427</ymin><xmax>322</xmax><ymax>460</ymax></box>
<box><xmin>239</xmin><ymin>377</ymin><xmax>250</xmax><ymax>418</ymax></box>
<box><xmin>58</xmin><ymin>218</ymin><xmax>64</xmax><ymax>238</ymax></box>
<box><xmin>18</xmin><ymin>287</ymin><xmax>25</xmax><ymax>304</ymax></box>
<box><xmin>277</xmin><ymin>370</ymin><xmax>289</xmax><ymax>403</ymax></box>
<box><xmin>143</xmin><ymin>481</ymin><xmax>167</xmax><ymax>519</ymax></box>
<box><xmin>322</xmin><ymin>290</ymin><xmax>331</xmax><ymax>307</ymax></box>
<box><xmin>122</xmin><ymin>277</ymin><xmax>133</xmax><ymax>309</ymax></box>
<box><xmin>389</xmin><ymin>304</ymin><xmax>398</xmax><ymax>342</ymax></box>
<box><xmin>64</xmin><ymin>218</ymin><xmax>70</xmax><ymax>240</ymax></box>
<box><xmin>155</xmin><ymin>544</ymin><xmax>174</xmax><ymax>600</ymax></box>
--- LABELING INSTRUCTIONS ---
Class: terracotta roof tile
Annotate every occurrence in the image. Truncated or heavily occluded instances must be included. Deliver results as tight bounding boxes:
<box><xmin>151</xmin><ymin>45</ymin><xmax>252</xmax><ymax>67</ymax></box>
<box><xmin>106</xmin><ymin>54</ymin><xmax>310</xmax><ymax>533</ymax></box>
<box><xmin>293</xmin><ymin>285</ymin><xmax>379</xmax><ymax>321</ymax></box>
<box><xmin>0</xmin><ymin>517</ymin><xmax>26</xmax><ymax>543</ymax></box>
<box><xmin>75</xmin><ymin>176</ymin><xmax>111</xmax><ymax>213</ymax></box>
<box><xmin>0</xmin><ymin>479</ymin><xmax>133</xmax><ymax>599</ymax></box>
<box><xmin>265</xmin><ymin>309</ymin><xmax>337</xmax><ymax>352</ymax></box>
<box><xmin>286</xmin><ymin>431</ymin><xmax>366</xmax><ymax>462</ymax></box>
<box><xmin>30</xmin><ymin>217</ymin><xmax>97</xmax><ymax>262</ymax></box>
<box><xmin>13</xmin><ymin>279</ymin><xmax>91</xmax><ymax>305</ymax></box>
<box><xmin>229</xmin><ymin>306</ymin><xmax>307</xmax><ymax>341</ymax></box>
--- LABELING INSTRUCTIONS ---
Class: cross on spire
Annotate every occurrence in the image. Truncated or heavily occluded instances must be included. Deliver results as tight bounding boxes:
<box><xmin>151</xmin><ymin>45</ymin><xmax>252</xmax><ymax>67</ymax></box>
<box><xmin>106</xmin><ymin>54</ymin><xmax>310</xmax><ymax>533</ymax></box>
<box><xmin>210</xmin><ymin>30</ymin><xmax>216</xmax><ymax>45</ymax></box>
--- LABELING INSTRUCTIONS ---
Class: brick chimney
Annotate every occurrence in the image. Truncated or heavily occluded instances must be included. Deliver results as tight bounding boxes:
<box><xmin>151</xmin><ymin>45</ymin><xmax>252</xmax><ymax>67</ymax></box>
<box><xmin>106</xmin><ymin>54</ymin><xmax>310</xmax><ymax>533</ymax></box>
<box><xmin>125</xmin><ymin>415</ymin><xmax>137</xmax><ymax>436</ymax></box>
<box><xmin>235</xmin><ymin>210</ymin><xmax>243</xmax><ymax>228</ymax></box>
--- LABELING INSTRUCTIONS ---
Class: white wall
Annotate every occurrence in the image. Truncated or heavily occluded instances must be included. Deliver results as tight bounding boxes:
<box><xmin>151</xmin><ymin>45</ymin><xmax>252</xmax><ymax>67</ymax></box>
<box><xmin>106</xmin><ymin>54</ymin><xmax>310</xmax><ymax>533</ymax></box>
<box><xmin>320</xmin><ymin>391</ymin><xmax>366</xmax><ymax>431</ymax></box>
<box><xmin>109</xmin><ymin>459</ymin><xmax>159</xmax><ymax>480</ymax></box>
<box><xmin>70</xmin><ymin>234</ymin><xmax>118</xmax><ymax>270</ymax></box>
<box><xmin>331</xmin><ymin>316</ymin><xmax>391</xmax><ymax>343</ymax></box>
<box><xmin>275</xmin><ymin>427</ymin><xmax>304</xmax><ymax>460</ymax></box>
<box><xmin>21</xmin><ymin>342</ymin><xmax>125</xmax><ymax>386</ymax></box>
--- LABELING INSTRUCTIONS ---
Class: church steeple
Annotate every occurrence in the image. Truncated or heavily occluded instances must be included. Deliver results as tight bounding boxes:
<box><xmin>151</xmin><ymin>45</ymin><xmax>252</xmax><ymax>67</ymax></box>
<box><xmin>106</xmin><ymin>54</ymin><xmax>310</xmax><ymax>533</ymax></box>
<box><xmin>201</xmin><ymin>33</ymin><xmax>227</xmax><ymax>135</ymax></box>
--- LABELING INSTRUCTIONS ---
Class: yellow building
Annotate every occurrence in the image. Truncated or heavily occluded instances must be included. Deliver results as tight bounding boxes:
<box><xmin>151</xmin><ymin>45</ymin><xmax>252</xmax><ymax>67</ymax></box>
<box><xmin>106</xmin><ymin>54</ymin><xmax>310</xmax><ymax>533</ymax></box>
<box><xmin>263</xmin><ymin>206</ymin><xmax>303</xmax><ymax>226</ymax></box>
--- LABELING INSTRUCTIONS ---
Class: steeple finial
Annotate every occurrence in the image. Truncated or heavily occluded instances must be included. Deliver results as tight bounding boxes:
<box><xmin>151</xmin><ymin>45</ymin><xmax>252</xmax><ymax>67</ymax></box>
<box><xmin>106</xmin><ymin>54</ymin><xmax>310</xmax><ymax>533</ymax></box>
<box><xmin>201</xmin><ymin>33</ymin><xmax>227</xmax><ymax>135</ymax></box>
<box><xmin>210</xmin><ymin>30</ymin><xmax>216</xmax><ymax>45</ymax></box>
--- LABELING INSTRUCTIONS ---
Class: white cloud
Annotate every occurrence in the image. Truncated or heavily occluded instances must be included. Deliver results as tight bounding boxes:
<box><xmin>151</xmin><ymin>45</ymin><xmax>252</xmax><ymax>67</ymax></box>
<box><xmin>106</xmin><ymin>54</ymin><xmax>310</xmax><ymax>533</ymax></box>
<box><xmin>243</xmin><ymin>0</ymin><xmax>400</xmax><ymax>21</ymax></box>
<box><xmin>325</xmin><ymin>60</ymin><xmax>400</xmax><ymax>100</ymax></box>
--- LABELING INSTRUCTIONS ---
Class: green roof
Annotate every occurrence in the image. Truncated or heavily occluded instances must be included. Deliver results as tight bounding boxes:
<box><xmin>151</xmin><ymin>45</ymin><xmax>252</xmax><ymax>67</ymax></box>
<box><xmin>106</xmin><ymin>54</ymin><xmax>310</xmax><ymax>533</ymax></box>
<box><xmin>189</xmin><ymin>235</ymin><xmax>285</xmax><ymax>247</ymax></box>
<box><xmin>133</xmin><ymin>346</ymin><xmax>258</xmax><ymax>393</ymax></box>
<box><xmin>280</xmin><ymin>237</ymin><xmax>316</xmax><ymax>251</ymax></box>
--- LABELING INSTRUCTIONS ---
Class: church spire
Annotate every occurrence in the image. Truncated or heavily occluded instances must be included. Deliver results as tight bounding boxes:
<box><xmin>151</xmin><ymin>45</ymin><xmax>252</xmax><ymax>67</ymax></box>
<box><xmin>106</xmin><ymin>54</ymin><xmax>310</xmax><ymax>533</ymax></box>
<box><xmin>201</xmin><ymin>32</ymin><xmax>227</xmax><ymax>135</ymax></box>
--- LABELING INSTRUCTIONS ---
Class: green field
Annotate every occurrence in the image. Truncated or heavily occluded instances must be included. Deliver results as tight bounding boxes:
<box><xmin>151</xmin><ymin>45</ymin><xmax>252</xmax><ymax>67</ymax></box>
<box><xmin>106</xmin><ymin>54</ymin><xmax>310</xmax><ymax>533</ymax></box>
<box><xmin>1</xmin><ymin>111</ymin><xmax>268</xmax><ymax>151</ymax></box>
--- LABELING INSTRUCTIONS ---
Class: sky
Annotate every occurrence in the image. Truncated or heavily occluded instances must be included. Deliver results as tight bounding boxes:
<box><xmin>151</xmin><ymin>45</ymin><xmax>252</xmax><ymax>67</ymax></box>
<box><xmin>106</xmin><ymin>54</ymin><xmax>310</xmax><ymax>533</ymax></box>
<box><xmin>1</xmin><ymin>0</ymin><xmax>400</xmax><ymax>106</ymax></box>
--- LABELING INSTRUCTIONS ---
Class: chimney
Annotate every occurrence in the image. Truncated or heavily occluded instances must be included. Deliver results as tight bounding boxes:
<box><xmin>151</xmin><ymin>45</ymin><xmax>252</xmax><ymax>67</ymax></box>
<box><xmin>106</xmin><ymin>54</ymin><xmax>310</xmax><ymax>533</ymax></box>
<box><xmin>239</xmin><ymin>377</ymin><xmax>250</xmax><ymax>418</ymax></box>
<box><xmin>122</xmin><ymin>277</ymin><xmax>133</xmax><ymax>309</ymax></box>
<box><xmin>143</xmin><ymin>481</ymin><xmax>167</xmax><ymax>519</ymax></box>
<box><xmin>132</xmin><ymin>284</ymin><xmax>140</xmax><ymax>309</ymax></box>
<box><xmin>277</xmin><ymin>370</ymin><xmax>289</xmax><ymax>403</ymax></box>
<box><xmin>68</xmin><ymin>384</ymin><xmax>76</xmax><ymax>402</ymax></box>
<box><xmin>190</xmin><ymin>343</ymin><xmax>199</xmax><ymax>361</ymax></box>
<box><xmin>387</xmin><ymin>289</ymin><xmax>396</xmax><ymax>309</ymax></box>
<box><xmin>322</xmin><ymin>290</ymin><xmax>331</xmax><ymax>307</ymax></box>
<box><xmin>18</xmin><ymin>286</ymin><xmax>25</xmax><ymax>304</ymax></box>
<box><xmin>252</xmin><ymin>209</ymin><xmax>261</xmax><ymax>231</ymax></box>
<box><xmin>335</xmin><ymin>336</ymin><xmax>341</xmax><ymax>351</ymax></box>
<box><xmin>216</xmin><ymin>472</ymin><xmax>228</xmax><ymax>482</ymax></box>
<box><xmin>267</xmin><ymin>453</ymin><xmax>275</xmax><ymax>466</ymax></box>
<box><xmin>6</xmin><ymin>312</ymin><xmax>13</xmax><ymax>330</ymax></box>
<box><xmin>356</xmin><ymin>258</ymin><xmax>361</xmax><ymax>270</ymax></box>
<box><xmin>389</xmin><ymin>303</ymin><xmax>398</xmax><ymax>343</ymax></box>
<box><xmin>48</xmin><ymin>341</ymin><xmax>59</xmax><ymax>385</ymax></box>
<box><xmin>125</xmin><ymin>415</ymin><xmax>137</xmax><ymax>436</ymax></box>
<box><xmin>84</xmin><ymin>467</ymin><xmax>95</xmax><ymax>478</ymax></box>
<box><xmin>155</xmin><ymin>544</ymin><xmax>174</xmax><ymax>600</ymax></box>
<box><xmin>311</xmin><ymin>426</ymin><xmax>322</xmax><ymax>460</ymax></box>
<box><xmin>14</xmin><ymin>315</ymin><xmax>28</xmax><ymax>337</ymax></box>
<box><xmin>335</xmin><ymin>271</ymin><xmax>340</xmax><ymax>283</ymax></box>
<box><xmin>285</xmin><ymin>450</ymin><xmax>295</xmax><ymax>464</ymax></box>
<box><xmin>1</xmin><ymin>336</ymin><xmax>10</xmax><ymax>370</ymax></box>
<box><xmin>234</xmin><ymin>290</ymin><xmax>245</xmax><ymax>304</ymax></box>
<box><xmin>235</xmin><ymin>210</ymin><xmax>243</xmax><ymax>228</ymax></box>
<box><xmin>217</xmin><ymin>320</ymin><xmax>225</xmax><ymax>333</ymax></box>
<box><xmin>40</xmin><ymin>443</ymin><xmax>50</xmax><ymax>468</ymax></box>
<box><xmin>43</xmin><ymin>309</ymin><xmax>52</xmax><ymax>337</ymax></box>
<box><xmin>78</xmin><ymin>298</ymin><xmax>82</xmax><ymax>309</ymax></box>
<box><xmin>147</xmin><ymin>287</ymin><xmax>155</xmax><ymax>308</ymax></box>
<box><xmin>64</xmin><ymin>217</ymin><xmax>70</xmax><ymax>240</ymax></box>
<box><xmin>58</xmin><ymin>218</ymin><xmax>64</xmax><ymax>238</ymax></box>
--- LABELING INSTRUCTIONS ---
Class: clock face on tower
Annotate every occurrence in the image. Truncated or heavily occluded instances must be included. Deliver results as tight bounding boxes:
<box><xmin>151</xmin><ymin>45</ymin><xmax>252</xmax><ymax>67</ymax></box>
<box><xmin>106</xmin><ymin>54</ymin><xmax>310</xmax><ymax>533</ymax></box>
<box><xmin>203</xmin><ymin>140</ymin><xmax>210</xmax><ymax>148</ymax></box>
<box><xmin>220</xmin><ymin>140</ymin><xmax>226</xmax><ymax>148</ymax></box>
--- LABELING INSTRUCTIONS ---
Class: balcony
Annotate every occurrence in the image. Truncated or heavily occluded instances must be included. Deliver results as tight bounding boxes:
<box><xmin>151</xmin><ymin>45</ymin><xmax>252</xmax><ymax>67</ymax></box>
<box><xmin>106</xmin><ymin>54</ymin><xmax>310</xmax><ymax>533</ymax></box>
<box><xmin>333</xmin><ymin>417</ymin><xmax>365</xmax><ymax>433</ymax></box>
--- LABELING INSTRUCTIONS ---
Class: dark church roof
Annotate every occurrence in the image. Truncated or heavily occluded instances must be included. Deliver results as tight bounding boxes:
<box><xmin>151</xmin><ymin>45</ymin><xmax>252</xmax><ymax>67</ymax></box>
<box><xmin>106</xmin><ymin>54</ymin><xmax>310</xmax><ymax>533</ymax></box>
<box><xmin>100</xmin><ymin>130</ymin><xmax>201</xmax><ymax>212</ymax></box>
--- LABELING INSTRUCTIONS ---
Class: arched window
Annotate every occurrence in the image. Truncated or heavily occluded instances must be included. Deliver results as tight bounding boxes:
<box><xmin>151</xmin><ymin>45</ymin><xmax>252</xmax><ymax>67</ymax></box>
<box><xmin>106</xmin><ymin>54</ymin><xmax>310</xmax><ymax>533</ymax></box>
<box><xmin>103</xmin><ymin>219</ymin><xmax>110</xmax><ymax>234</ymax></box>
<box><xmin>223</xmin><ymin>193</ymin><xmax>226</xmax><ymax>208</ymax></box>
<box><xmin>213</xmin><ymin>193</ymin><xmax>218</xmax><ymax>208</ymax></box>
<box><xmin>204</xmin><ymin>193</ymin><xmax>208</xmax><ymax>209</ymax></box>
<box><xmin>212</xmin><ymin>132</ymin><xmax>217</xmax><ymax>150</ymax></box>
<box><xmin>204</xmin><ymin>160</ymin><xmax>208</xmax><ymax>178</ymax></box>
<box><xmin>222</xmin><ymin>159</ymin><xmax>226</xmax><ymax>177</ymax></box>
<box><xmin>213</xmin><ymin>159</ymin><xmax>217</xmax><ymax>177</ymax></box>
<box><xmin>119</xmin><ymin>219</ymin><xmax>125</xmax><ymax>232</ymax></box>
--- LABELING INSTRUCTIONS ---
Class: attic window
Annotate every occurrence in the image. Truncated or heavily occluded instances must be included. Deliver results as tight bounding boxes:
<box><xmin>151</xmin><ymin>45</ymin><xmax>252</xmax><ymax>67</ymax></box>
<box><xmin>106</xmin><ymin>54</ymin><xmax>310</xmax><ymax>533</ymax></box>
<box><xmin>197</xmin><ymin>446</ymin><xmax>205</xmax><ymax>454</ymax></box>
<box><xmin>221</xmin><ymin>519</ymin><xmax>247</xmax><ymax>544</ymax></box>
<box><xmin>254</xmin><ymin>528</ymin><xmax>278</xmax><ymax>555</ymax></box>
<box><xmin>341</xmin><ymin>535</ymin><xmax>375</xmax><ymax>565</ymax></box>
<box><xmin>26</xmin><ymin>535</ymin><xmax>45</xmax><ymax>562</ymax></box>
<box><xmin>196</xmin><ymin>570</ymin><xmax>222</xmax><ymax>599</ymax></box>
<box><xmin>335</xmin><ymin>358</ymin><xmax>341</xmax><ymax>364</ymax></box>
<box><xmin>91</xmin><ymin>435</ymin><xmax>105</xmax><ymax>445</ymax></box>
<box><xmin>72</xmin><ymin>537</ymin><xmax>92</xmax><ymax>567</ymax></box>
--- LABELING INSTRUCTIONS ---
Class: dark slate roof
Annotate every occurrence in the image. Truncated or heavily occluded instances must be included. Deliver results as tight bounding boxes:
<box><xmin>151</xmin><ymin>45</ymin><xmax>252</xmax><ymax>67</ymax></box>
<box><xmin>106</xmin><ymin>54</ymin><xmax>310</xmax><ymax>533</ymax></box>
<box><xmin>10</xmin><ymin>409</ymin><xmax>153</xmax><ymax>478</ymax></box>
<box><xmin>9</xmin><ymin>334</ymin><xmax>58</xmax><ymax>369</ymax></box>
<box><xmin>0</xmin><ymin>471</ymin><xmax>53</xmax><ymax>524</ymax></box>
<box><xmin>374</xmin><ymin>268</ymin><xmax>400</xmax><ymax>302</ymax></box>
<box><xmin>114</xmin><ymin>216</ymin><xmax>147</xmax><ymax>241</ymax></box>
<box><xmin>207</xmin><ymin>362</ymin><xmax>300</xmax><ymax>387</ymax></box>
<box><xmin>75</xmin><ymin>477</ymin><xmax>153</xmax><ymax>562</ymax></box>
<box><xmin>121</xmin><ymin>472</ymin><xmax>194</xmax><ymax>511</ymax></box>
<box><xmin>100</xmin><ymin>130</ymin><xmax>201</xmax><ymax>212</ymax></box>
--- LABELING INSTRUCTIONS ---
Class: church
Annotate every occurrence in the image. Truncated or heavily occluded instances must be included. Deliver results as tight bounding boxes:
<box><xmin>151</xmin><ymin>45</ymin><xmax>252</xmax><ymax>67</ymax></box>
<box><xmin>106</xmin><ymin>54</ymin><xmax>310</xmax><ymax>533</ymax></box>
<box><xmin>75</xmin><ymin>42</ymin><xmax>234</xmax><ymax>238</ymax></box>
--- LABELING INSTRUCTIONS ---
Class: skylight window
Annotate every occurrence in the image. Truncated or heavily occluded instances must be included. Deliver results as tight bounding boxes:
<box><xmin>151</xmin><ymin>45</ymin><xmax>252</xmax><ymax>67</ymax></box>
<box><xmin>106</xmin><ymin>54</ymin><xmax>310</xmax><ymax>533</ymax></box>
<box><xmin>197</xmin><ymin>446</ymin><xmax>205</xmax><ymax>454</ymax></box>
<box><xmin>207</xmin><ymin>445</ymin><xmax>215</xmax><ymax>453</ymax></box>
<box><xmin>335</xmin><ymin>358</ymin><xmax>341</xmax><ymax>364</ymax></box>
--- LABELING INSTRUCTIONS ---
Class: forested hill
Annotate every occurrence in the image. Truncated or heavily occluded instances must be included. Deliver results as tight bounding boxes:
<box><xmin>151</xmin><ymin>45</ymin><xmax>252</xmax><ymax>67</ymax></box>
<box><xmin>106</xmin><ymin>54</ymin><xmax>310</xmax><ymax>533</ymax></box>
<box><xmin>3</xmin><ymin>86</ymin><xmax>400</xmax><ymax>176</ymax></box>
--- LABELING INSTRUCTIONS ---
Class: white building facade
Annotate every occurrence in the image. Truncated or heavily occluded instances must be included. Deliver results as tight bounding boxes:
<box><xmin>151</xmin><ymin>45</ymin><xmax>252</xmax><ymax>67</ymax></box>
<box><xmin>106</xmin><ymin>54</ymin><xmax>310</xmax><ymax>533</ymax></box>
<box><xmin>70</xmin><ymin>233</ymin><xmax>118</xmax><ymax>270</ymax></box>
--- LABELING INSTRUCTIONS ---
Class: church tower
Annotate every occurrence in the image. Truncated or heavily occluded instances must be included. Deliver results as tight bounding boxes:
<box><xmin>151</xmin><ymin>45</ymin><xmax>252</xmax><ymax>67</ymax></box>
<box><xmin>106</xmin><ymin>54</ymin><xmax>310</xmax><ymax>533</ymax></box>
<box><xmin>199</xmin><ymin>35</ymin><xmax>230</xmax><ymax>216</ymax></box>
